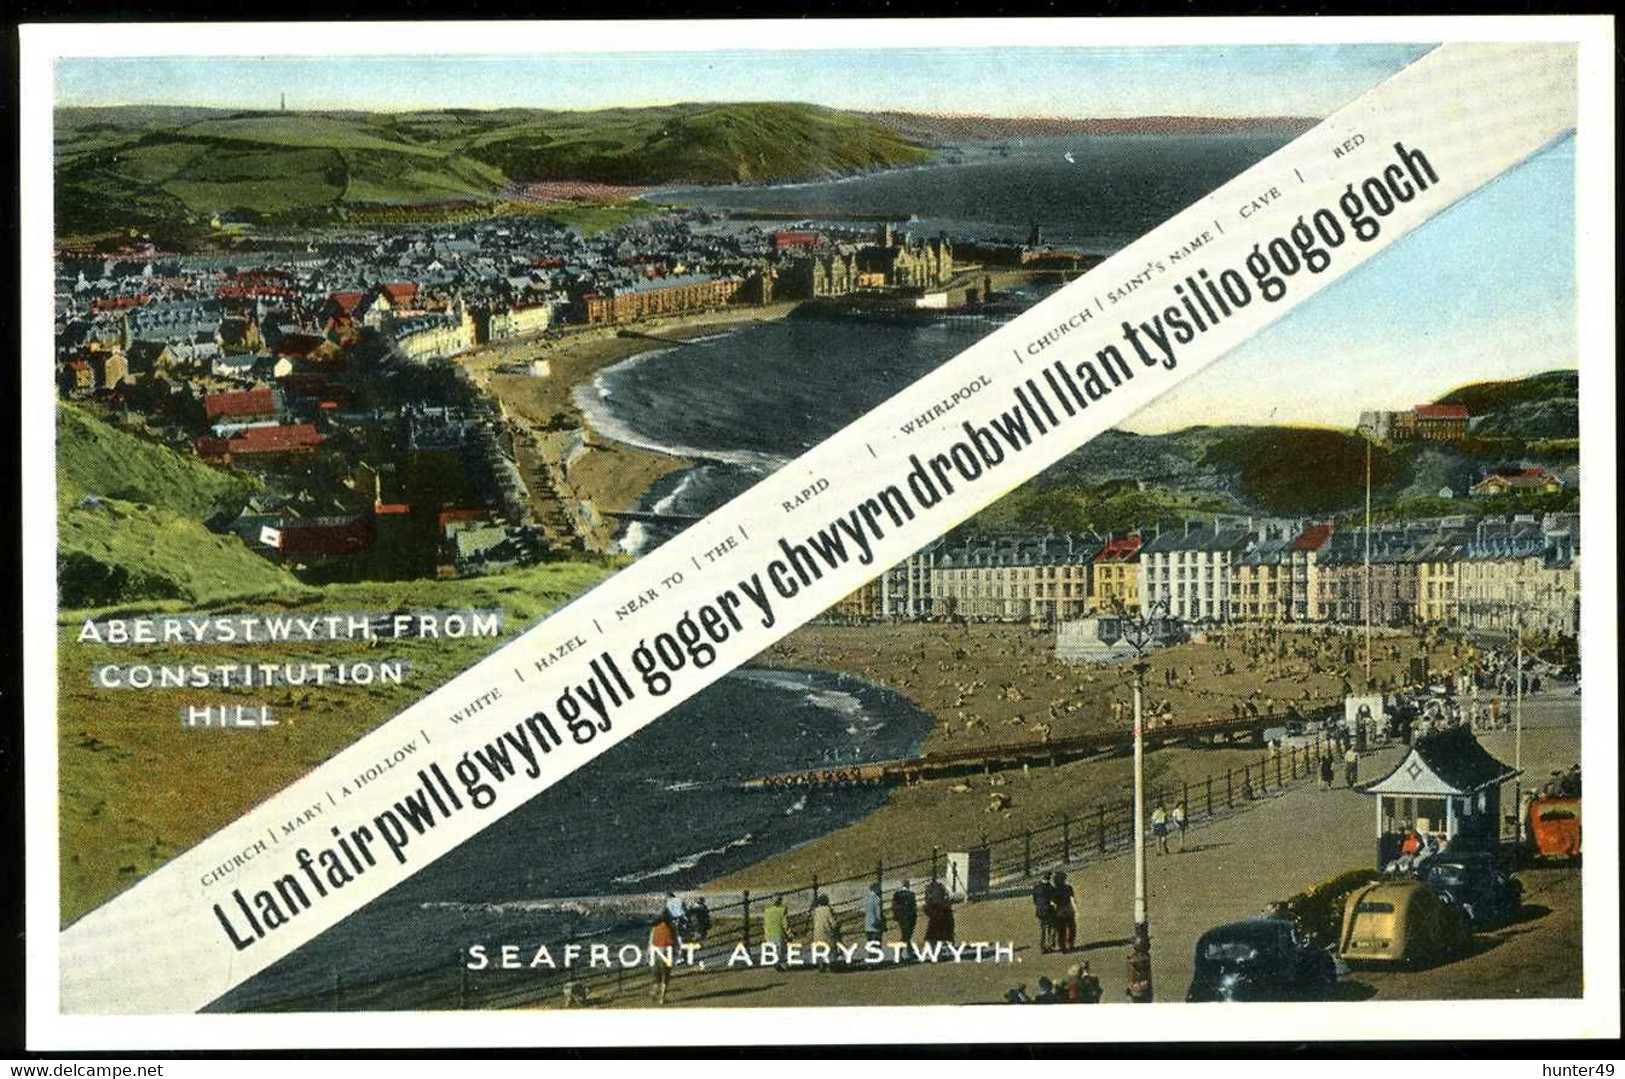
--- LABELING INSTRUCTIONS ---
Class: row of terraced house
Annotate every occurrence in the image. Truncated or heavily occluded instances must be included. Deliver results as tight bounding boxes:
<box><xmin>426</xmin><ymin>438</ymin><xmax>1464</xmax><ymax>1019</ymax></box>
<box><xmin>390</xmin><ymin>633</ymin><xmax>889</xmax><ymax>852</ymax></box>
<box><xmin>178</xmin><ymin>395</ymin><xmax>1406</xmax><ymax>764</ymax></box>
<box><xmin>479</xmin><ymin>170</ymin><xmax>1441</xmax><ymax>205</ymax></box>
<box><xmin>828</xmin><ymin>512</ymin><xmax>1579</xmax><ymax>637</ymax></box>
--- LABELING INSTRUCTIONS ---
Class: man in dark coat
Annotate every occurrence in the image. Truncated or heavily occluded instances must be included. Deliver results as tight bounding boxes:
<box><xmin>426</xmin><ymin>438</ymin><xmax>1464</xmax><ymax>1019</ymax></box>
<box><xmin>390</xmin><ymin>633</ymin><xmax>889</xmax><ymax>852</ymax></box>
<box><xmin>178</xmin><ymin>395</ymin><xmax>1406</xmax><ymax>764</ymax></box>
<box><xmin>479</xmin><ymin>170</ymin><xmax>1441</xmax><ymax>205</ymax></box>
<box><xmin>891</xmin><ymin>880</ymin><xmax>918</xmax><ymax>948</ymax></box>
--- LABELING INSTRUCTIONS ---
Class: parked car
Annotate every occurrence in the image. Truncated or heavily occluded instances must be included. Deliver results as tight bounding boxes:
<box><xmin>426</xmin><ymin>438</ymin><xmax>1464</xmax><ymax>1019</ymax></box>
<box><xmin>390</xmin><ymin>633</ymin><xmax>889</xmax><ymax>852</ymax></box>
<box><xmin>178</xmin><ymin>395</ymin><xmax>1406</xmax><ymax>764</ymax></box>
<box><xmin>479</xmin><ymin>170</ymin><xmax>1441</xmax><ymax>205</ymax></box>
<box><xmin>1528</xmin><ymin>796</ymin><xmax>1581</xmax><ymax>861</ymax></box>
<box><xmin>1338</xmin><ymin>879</ymin><xmax>1471</xmax><ymax>966</ymax></box>
<box><xmin>1420</xmin><ymin>852</ymin><xmax>1523</xmax><ymax>928</ymax></box>
<box><xmin>1185</xmin><ymin>918</ymin><xmax>1339</xmax><ymax>1003</ymax></box>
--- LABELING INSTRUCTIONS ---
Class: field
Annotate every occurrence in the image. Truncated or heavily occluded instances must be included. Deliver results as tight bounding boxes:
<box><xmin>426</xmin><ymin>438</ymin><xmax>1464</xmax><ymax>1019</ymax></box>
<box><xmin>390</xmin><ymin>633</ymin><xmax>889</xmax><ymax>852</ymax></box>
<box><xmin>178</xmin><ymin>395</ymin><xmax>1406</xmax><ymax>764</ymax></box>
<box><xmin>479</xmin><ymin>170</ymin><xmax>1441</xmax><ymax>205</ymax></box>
<box><xmin>54</xmin><ymin>102</ymin><xmax>932</xmax><ymax>239</ymax></box>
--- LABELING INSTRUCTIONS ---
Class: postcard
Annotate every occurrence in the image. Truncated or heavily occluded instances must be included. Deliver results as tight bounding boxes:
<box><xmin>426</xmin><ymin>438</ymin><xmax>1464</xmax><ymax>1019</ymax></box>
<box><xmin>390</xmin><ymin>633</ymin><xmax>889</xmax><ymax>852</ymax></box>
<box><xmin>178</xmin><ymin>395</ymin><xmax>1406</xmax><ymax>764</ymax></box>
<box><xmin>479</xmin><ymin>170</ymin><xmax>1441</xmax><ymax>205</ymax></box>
<box><xmin>17</xmin><ymin>16</ymin><xmax>1619</xmax><ymax>1051</ymax></box>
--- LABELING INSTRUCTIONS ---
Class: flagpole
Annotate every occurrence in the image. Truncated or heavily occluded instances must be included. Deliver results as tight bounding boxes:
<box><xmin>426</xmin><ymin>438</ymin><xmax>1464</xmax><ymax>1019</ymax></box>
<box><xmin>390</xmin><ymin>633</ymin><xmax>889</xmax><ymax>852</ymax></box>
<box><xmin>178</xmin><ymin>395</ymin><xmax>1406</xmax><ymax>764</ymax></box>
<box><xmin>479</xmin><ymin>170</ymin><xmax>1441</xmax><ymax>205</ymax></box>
<box><xmin>1364</xmin><ymin>441</ymin><xmax>1372</xmax><ymax>688</ymax></box>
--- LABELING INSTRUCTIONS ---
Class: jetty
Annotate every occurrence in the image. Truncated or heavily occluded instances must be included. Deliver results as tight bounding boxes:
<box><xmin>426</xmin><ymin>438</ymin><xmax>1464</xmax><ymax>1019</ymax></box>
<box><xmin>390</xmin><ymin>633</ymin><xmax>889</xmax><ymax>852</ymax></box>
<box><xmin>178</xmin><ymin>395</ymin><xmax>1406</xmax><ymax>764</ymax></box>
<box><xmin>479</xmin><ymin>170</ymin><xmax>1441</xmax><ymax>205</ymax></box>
<box><xmin>740</xmin><ymin>707</ymin><xmax>1338</xmax><ymax>792</ymax></box>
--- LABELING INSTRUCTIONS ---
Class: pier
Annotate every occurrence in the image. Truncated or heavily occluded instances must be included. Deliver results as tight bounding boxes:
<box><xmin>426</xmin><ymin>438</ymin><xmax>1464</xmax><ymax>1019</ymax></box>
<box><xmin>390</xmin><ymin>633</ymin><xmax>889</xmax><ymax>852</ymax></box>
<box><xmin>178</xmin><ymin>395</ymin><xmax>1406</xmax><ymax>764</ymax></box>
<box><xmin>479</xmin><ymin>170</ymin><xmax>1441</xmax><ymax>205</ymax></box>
<box><xmin>740</xmin><ymin>707</ymin><xmax>1336</xmax><ymax>791</ymax></box>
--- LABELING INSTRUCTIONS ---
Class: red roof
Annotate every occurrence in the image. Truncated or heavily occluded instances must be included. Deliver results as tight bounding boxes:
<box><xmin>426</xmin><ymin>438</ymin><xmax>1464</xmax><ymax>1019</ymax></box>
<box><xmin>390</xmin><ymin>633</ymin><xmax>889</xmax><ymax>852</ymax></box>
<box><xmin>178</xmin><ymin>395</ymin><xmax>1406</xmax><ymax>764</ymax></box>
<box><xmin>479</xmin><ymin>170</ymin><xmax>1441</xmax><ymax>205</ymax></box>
<box><xmin>204</xmin><ymin>388</ymin><xmax>279</xmax><ymax>420</ymax></box>
<box><xmin>276</xmin><ymin>518</ymin><xmax>374</xmax><ymax>559</ymax></box>
<box><xmin>329</xmin><ymin>291</ymin><xmax>367</xmax><ymax>315</ymax></box>
<box><xmin>195</xmin><ymin>424</ymin><xmax>323</xmax><ymax>458</ymax></box>
<box><xmin>773</xmin><ymin>230</ymin><xmax>820</xmax><ymax>249</ymax></box>
<box><xmin>1094</xmin><ymin>535</ymin><xmax>1143</xmax><ymax>563</ymax></box>
<box><xmin>1414</xmin><ymin>404</ymin><xmax>1469</xmax><ymax>420</ymax></box>
<box><xmin>1291</xmin><ymin>523</ymin><xmax>1335</xmax><ymax>552</ymax></box>
<box><xmin>379</xmin><ymin>282</ymin><xmax>418</xmax><ymax>305</ymax></box>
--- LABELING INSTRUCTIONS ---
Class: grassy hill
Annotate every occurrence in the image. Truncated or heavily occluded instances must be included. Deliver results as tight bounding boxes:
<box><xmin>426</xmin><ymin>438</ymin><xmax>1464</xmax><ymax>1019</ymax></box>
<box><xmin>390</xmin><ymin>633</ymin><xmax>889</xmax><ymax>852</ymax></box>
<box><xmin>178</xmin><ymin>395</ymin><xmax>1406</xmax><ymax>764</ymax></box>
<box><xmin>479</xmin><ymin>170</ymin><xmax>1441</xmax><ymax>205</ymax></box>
<box><xmin>55</xmin><ymin>102</ymin><xmax>931</xmax><ymax>239</ymax></box>
<box><xmin>56</xmin><ymin>403</ymin><xmax>299</xmax><ymax>608</ymax></box>
<box><xmin>1437</xmin><ymin>368</ymin><xmax>1578</xmax><ymax>440</ymax></box>
<box><xmin>57</xmin><ymin>402</ymin><xmax>252</xmax><ymax>517</ymax></box>
<box><xmin>1017</xmin><ymin>369</ymin><xmax>1581</xmax><ymax>526</ymax></box>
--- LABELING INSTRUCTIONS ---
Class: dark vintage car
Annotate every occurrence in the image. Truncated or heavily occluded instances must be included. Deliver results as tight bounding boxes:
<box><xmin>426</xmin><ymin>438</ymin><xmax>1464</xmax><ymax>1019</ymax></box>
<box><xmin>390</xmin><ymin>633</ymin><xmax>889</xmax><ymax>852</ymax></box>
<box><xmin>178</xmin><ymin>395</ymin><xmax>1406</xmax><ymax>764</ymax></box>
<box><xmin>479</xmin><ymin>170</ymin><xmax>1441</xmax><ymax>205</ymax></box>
<box><xmin>1420</xmin><ymin>852</ymin><xmax>1524</xmax><ymax>928</ymax></box>
<box><xmin>1185</xmin><ymin>917</ymin><xmax>1339</xmax><ymax>1003</ymax></box>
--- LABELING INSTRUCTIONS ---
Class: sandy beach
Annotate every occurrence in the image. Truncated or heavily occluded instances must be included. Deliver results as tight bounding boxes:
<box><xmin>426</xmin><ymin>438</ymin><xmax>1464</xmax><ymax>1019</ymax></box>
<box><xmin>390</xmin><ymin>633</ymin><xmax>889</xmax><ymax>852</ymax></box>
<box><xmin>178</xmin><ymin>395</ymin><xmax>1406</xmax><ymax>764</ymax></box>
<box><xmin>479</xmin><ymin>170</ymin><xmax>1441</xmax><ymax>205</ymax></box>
<box><xmin>702</xmin><ymin>623</ymin><xmax>1481</xmax><ymax>894</ymax></box>
<box><xmin>455</xmin><ymin>302</ymin><xmax>801</xmax><ymax>549</ymax></box>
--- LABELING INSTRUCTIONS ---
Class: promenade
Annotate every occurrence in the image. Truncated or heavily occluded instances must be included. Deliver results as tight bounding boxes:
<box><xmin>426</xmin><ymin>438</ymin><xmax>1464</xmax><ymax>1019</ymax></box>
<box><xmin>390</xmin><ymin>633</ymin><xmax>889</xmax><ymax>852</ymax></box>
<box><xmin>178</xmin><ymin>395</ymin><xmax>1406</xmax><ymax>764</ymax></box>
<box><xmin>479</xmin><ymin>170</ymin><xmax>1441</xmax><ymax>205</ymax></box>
<box><xmin>567</xmin><ymin>692</ymin><xmax>1581</xmax><ymax>1009</ymax></box>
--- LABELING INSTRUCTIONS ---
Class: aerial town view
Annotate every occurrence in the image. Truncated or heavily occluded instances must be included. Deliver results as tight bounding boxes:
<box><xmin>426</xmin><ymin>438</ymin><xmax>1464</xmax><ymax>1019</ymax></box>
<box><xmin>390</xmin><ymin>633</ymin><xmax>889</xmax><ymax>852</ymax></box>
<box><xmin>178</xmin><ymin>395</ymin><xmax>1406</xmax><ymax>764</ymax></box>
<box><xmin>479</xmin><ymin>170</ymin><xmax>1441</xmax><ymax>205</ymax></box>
<box><xmin>50</xmin><ymin>43</ymin><xmax>1584</xmax><ymax>1014</ymax></box>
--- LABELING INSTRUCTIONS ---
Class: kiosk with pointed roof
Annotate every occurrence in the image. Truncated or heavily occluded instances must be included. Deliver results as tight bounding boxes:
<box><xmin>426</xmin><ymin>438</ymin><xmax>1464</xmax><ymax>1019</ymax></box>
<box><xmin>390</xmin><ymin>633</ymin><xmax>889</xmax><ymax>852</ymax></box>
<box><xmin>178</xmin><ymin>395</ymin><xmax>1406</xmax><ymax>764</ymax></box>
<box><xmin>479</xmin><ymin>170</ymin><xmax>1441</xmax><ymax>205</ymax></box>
<box><xmin>1357</xmin><ymin>725</ymin><xmax>1519</xmax><ymax>866</ymax></box>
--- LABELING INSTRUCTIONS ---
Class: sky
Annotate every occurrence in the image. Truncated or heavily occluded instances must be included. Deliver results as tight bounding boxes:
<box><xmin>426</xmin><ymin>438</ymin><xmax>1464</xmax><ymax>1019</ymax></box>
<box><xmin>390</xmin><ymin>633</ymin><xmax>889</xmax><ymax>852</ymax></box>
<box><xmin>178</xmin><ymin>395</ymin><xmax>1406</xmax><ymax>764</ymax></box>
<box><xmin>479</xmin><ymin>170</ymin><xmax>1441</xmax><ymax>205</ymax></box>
<box><xmin>54</xmin><ymin>44</ymin><xmax>1431</xmax><ymax>117</ymax></box>
<box><xmin>1127</xmin><ymin>133</ymin><xmax>1577</xmax><ymax>433</ymax></box>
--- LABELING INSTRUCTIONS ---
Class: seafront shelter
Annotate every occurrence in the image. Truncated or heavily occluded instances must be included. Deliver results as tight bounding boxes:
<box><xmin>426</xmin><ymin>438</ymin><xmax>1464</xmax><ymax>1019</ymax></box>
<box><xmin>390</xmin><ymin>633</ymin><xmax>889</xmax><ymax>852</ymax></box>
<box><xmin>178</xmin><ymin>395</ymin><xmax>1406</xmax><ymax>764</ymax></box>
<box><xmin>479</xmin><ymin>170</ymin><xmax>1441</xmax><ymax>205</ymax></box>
<box><xmin>1358</xmin><ymin>725</ymin><xmax>1519</xmax><ymax>865</ymax></box>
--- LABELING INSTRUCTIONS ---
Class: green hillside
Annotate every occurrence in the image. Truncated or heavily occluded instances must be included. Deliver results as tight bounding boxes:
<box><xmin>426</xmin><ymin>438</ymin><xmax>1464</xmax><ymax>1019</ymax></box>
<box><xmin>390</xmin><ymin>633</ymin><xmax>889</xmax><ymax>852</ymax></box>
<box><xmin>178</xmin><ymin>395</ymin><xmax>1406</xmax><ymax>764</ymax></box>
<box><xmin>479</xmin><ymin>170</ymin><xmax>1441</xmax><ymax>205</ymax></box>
<box><xmin>1436</xmin><ymin>368</ymin><xmax>1578</xmax><ymax>414</ymax></box>
<box><xmin>54</xmin><ymin>102</ymin><xmax>931</xmax><ymax>238</ymax></box>
<box><xmin>1436</xmin><ymin>368</ymin><xmax>1578</xmax><ymax>440</ymax></box>
<box><xmin>57</xmin><ymin>402</ymin><xmax>252</xmax><ymax>517</ymax></box>
<box><xmin>56</xmin><ymin>403</ymin><xmax>294</xmax><ymax>609</ymax></box>
<box><xmin>1201</xmin><ymin>427</ymin><xmax>1404</xmax><ymax>515</ymax></box>
<box><xmin>58</xmin><ymin>494</ymin><xmax>306</xmax><ymax>610</ymax></box>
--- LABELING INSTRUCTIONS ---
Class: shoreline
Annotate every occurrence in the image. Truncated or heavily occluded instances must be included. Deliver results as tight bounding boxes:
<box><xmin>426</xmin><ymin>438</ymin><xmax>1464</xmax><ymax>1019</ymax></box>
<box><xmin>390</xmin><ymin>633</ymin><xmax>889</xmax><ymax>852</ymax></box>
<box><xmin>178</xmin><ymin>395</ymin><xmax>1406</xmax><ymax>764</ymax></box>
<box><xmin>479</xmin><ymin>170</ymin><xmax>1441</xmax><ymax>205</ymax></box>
<box><xmin>455</xmin><ymin>302</ymin><xmax>801</xmax><ymax>551</ymax></box>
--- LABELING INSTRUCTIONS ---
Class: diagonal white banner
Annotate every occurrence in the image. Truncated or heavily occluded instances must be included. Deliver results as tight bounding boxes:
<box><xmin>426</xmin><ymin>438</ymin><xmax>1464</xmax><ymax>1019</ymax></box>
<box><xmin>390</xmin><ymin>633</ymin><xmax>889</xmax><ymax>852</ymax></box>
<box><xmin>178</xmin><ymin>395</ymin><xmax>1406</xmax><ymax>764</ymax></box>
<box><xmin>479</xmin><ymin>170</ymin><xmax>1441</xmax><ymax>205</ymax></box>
<box><xmin>58</xmin><ymin>41</ymin><xmax>1576</xmax><ymax>1013</ymax></box>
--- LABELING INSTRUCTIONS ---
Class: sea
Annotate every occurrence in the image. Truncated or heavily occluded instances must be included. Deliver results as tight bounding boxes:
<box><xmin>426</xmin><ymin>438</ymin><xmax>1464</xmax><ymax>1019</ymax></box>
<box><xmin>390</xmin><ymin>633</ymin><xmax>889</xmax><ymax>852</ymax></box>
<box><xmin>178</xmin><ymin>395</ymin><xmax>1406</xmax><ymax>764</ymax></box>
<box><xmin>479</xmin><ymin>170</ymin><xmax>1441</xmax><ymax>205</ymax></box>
<box><xmin>597</xmin><ymin>135</ymin><xmax>1294</xmax><ymax>555</ymax></box>
<box><xmin>215</xmin><ymin>134</ymin><xmax>1289</xmax><ymax>1011</ymax></box>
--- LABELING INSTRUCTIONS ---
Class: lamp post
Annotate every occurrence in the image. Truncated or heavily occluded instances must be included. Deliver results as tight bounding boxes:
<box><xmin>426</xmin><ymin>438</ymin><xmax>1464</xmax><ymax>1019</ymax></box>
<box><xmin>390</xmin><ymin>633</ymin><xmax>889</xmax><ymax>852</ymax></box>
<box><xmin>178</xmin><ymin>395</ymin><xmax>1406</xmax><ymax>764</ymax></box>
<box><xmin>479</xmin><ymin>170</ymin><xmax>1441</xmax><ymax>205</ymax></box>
<box><xmin>1118</xmin><ymin>598</ymin><xmax>1168</xmax><ymax>1003</ymax></box>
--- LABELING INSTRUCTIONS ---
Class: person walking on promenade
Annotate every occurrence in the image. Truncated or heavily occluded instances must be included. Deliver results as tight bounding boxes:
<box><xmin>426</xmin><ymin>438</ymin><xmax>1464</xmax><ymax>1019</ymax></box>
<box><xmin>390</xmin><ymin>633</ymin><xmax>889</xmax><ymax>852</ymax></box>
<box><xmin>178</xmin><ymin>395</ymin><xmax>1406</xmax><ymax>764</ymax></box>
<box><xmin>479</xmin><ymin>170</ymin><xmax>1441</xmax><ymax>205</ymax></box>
<box><xmin>1151</xmin><ymin>803</ymin><xmax>1170</xmax><ymax>855</ymax></box>
<box><xmin>1050</xmin><ymin>870</ymin><xmax>1077</xmax><ymax>953</ymax></box>
<box><xmin>1319</xmin><ymin>754</ymin><xmax>1335</xmax><ymax>792</ymax></box>
<box><xmin>762</xmin><ymin>893</ymin><xmax>792</xmax><ymax>971</ymax></box>
<box><xmin>810</xmin><ymin>895</ymin><xmax>841</xmax><ymax>972</ymax></box>
<box><xmin>891</xmin><ymin>880</ymin><xmax>918</xmax><ymax>950</ymax></box>
<box><xmin>1031</xmin><ymin>873</ymin><xmax>1055</xmax><ymax>953</ymax></box>
<box><xmin>689</xmin><ymin>896</ymin><xmax>711</xmax><ymax>945</ymax></box>
<box><xmin>861</xmin><ymin>882</ymin><xmax>886</xmax><ymax>946</ymax></box>
<box><xmin>1172</xmin><ymin>801</ymin><xmax>1188</xmax><ymax>852</ymax></box>
<box><xmin>1344</xmin><ymin>745</ymin><xmax>1360</xmax><ymax>789</ymax></box>
<box><xmin>664</xmin><ymin>891</ymin><xmax>689</xmax><ymax>938</ymax></box>
<box><xmin>923</xmin><ymin>879</ymin><xmax>955</xmax><ymax>944</ymax></box>
<box><xmin>649</xmin><ymin>911</ymin><xmax>679</xmax><ymax>1005</ymax></box>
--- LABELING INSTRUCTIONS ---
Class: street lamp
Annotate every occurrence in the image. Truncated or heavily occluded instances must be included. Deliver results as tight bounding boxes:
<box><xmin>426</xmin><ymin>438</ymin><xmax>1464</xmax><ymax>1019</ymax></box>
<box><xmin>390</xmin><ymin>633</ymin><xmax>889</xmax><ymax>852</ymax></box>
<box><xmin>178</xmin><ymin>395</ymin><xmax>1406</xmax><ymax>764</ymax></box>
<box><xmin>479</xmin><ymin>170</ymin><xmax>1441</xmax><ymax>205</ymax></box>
<box><xmin>1117</xmin><ymin>598</ymin><xmax>1170</xmax><ymax>1004</ymax></box>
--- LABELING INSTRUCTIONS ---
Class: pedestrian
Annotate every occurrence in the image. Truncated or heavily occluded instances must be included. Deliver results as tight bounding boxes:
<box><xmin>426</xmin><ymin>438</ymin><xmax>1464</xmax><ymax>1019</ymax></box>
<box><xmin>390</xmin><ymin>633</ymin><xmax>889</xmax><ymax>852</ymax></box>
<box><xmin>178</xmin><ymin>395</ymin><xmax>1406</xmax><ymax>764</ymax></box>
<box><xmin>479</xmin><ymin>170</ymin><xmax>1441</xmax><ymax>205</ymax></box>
<box><xmin>689</xmin><ymin>896</ymin><xmax>711</xmax><ymax>945</ymax></box>
<box><xmin>1050</xmin><ymin>871</ymin><xmax>1077</xmax><ymax>953</ymax></box>
<box><xmin>1067</xmin><ymin>961</ymin><xmax>1103</xmax><ymax>1004</ymax></box>
<box><xmin>649</xmin><ymin>911</ymin><xmax>679</xmax><ymax>1005</ymax></box>
<box><xmin>1319</xmin><ymin>754</ymin><xmax>1334</xmax><ymax>791</ymax></box>
<box><xmin>664</xmin><ymin>891</ymin><xmax>688</xmax><ymax>937</ymax></box>
<box><xmin>761</xmin><ymin>893</ymin><xmax>792</xmax><ymax>971</ymax></box>
<box><xmin>1172</xmin><ymin>801</ymin><xmax>1188</xmax><ymax>852</ymax></box>
<box><xmin>1033</xmin><ymin>976</ymin><xmax>1059</xmax><ymax>1004</ymax></box>
<box><xmin>923</xmin><ymin>879</ymin><xmax>955</xmax><ymax>944</ymax></box>
<box><xmin>1031</xmin><ymin>873</ymin><xmax>1055</xmax><ymax>953</ymax></box>
<box><xmin>1151</xmin><ymin>803</ymin><xmax>1170</xmax><ymax>855</ymax></box>
<box><xmin>810</xmin><ymin>895</ymin><xmax>841</xmax><ymax>972</ymax></box>
<box><xmin>891</xmin><ymin>880</ymin><xmax>918</xmax><ymax>949</ymax></box>
<box><xmin>861</xmin><ymin>882</ymin><xmax>886</xmax><ymax>946</ymax></box>
<box><xmin>1344</xmin><ymin>745</ymin><xmax>1359</xmax><ymax>789</ymax></box>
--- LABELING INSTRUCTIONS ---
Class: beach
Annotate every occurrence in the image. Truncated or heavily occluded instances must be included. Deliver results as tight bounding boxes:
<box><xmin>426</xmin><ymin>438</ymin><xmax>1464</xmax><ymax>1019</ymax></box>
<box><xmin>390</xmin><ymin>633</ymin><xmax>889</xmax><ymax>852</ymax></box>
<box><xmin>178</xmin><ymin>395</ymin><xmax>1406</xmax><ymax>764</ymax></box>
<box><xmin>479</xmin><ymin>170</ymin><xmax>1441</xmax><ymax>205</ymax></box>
<box><xmin>454</xmin><ymin>301</ymin><xmax>802</xmax><ymax>550</ymax></box>
<box><xmin>699</xmin><ymin>623</ymin><xmax>1481</xmax><ymax>895</ymax></box>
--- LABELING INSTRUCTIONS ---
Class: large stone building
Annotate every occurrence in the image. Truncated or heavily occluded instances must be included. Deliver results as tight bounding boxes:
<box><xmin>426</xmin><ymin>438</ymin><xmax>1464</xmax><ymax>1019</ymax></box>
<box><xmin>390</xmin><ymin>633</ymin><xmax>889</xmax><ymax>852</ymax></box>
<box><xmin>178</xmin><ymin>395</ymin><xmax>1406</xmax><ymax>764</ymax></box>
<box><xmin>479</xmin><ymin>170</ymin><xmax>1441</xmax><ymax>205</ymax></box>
<box><xmin>392</xmin><ymin>301</ymin><xmax>477</xmax><ymax>362</ymax></box>
<box><xmin>581</xmin><ymin>274</ymin><xmax>741</xmax><ymax>325</ymax></box>
<box><xmin>479</xmin><ymin>300</ymin><xmax>553</xmax><ymax>344</ymax></box>
<box><xmin>1137</xmin><ymin>522</ymin><xmax>1252</xmax><ymax>624</ymax></box>
<box><xmin>932</xmin><ymin>532</ymin><xmax>1100</xmax><ymax>623</ymax></box>
<box><xmin>779</xmin><ymin>224</ymin><xmax>954</xmax><ymax>300</ymax></box>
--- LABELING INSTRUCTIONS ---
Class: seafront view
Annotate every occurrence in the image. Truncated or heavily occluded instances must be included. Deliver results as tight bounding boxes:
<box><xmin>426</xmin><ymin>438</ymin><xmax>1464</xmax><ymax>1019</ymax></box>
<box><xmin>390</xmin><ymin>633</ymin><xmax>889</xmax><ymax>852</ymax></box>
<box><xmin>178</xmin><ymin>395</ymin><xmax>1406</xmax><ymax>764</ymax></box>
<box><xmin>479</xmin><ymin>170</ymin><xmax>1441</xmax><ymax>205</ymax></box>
<box><xmin>52</xmin><ymin>45</ymin><xmax>1583</xmax><ymax>1012</ymax></box>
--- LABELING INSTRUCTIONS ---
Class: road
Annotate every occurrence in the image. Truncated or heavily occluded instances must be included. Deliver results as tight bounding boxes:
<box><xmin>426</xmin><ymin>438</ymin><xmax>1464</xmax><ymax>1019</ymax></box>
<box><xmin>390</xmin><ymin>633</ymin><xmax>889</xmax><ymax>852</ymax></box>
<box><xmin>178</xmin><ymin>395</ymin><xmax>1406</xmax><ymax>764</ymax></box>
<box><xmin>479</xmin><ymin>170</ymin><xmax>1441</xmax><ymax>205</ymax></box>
<box><xmin>554</xmin><ymin>692</ymin><xmax>1581</xmax><ymax>1009</ymax></box>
